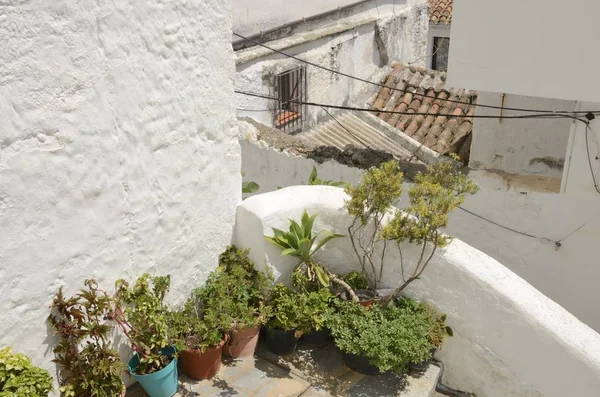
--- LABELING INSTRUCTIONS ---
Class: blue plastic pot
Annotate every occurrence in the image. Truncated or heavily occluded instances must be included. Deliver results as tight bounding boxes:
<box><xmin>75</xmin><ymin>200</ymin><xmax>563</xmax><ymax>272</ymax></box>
<box><xmin>128</xmin><ymin>346</ymin><xmax>178</xmax><ymax>397</ymax></box>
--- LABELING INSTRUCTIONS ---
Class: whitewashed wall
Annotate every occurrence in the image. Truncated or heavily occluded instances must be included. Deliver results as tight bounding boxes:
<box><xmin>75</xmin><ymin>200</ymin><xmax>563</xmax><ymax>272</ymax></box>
<box><xmin>469</xmin><ymin>92</ymin><xmax>576</xmax><ymax>178</ymax></box>
<box><xmin>232</xmin><ymin>0</ymin><xmax>427</xmax><ymax>37</ymax></box>
<box><xmin>235</xmin><ymin>3</ymin><xmax>428</xmax><ymax>130</ymax></box>
<box><xmin>235</xmin><ymin>186</ymin><xmax>600</xmax><ymax>397</ymax></box>
<box><xmin>0</xmin><ymin>0</ymin><xmax>240</xmax><ymax>386</ymax></box>
<box><xmin>241</xmin><ymin>139</ymin><xmax>600</xmax><ymax>331</ymax></box>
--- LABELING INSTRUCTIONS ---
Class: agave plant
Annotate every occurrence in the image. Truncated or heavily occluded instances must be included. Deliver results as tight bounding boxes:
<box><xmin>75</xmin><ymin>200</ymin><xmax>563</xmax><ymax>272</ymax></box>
<box><xmin>265</xmin><ymin>210</ymin><xmax>343</xmax><ymax>289</ymax></box>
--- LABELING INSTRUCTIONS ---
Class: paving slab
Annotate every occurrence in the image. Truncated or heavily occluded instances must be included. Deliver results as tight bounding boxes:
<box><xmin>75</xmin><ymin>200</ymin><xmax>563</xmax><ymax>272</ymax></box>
<box><xmin>127</xmin><ymin>342</ymin><xmax>440</xmax><ymax>397</ymax></box>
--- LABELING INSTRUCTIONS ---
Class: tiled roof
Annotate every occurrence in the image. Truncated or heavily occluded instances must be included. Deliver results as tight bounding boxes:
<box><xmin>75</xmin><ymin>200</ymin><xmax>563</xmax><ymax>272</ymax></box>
<box><xmin>429</xmin><ymin>0</ymin><xmax>453</xmax><ymax>24</ymax></box>
<box><xmin>369</xmin><ymin>62</ymin><xmax>477</xmax><ymax>162</ymax></box>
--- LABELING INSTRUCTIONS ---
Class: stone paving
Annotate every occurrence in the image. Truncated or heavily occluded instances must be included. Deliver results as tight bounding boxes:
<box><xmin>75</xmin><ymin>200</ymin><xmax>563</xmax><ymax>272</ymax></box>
<box><xmin>126</xmin><ymin>340</ymin><xmax>440</xmax><ymax>397</ymax></box>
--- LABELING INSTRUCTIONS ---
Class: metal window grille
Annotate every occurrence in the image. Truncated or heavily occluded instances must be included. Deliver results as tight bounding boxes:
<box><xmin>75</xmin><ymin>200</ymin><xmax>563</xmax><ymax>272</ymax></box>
<box><xmin>274</xmin><ymin>67</ymin><xmax>306</xmax><ymax>133</ymax></box>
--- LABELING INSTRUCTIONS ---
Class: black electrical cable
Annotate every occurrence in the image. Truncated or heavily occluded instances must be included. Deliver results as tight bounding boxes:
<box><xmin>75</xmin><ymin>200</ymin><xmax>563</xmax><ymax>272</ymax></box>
<box><xmin>235</xmin><ymin>90</ymin><xmax>583</xmax><ymax>121</ymax></box>
<box><xmin>584</xmin><ymin>116</ymin><xmax>600</xmax><ymax>194</ymax></box>
<box><xmin>233</xmin><ymin>32</ymin><xmax>600</xmax><ymax>116</ymax></box>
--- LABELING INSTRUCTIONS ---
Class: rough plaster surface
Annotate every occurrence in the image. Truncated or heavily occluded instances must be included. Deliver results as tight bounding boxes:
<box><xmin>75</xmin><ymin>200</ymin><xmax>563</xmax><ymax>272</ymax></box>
<box><xmin>470</xmin><ymin>92</ymin><xmax>575</xmax><ymax>177</ymax></box>
<box><xmin>235</xmin><ymin>186</ymin><xmax>600</xmax><ymax>397</ymax></box>
<box><xmin>0</xmin><ymin>0</ymin><xmax>240</xmax><ymax>388</ymax></box>
<box><xmin>232</xmin><ymin>0</ymin><xmax>427</xmax><ymax>37</ymax></box>
<box><xmin>241</xmin><ymin>140</ymin><xmax>600</xmax><ymax>331</ymax></box>
<box><xmin>235</xmin><ymin>4</ymin><xmax>428</xmax><ymax>131</ymax></box>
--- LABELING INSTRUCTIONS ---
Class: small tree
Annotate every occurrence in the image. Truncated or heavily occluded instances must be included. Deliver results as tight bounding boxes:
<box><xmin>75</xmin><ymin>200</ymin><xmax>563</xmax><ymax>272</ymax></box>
<box><xmin>345</xmin><ymin>156</ymin><xmax>478</xmax><ymax>298</ymax></box>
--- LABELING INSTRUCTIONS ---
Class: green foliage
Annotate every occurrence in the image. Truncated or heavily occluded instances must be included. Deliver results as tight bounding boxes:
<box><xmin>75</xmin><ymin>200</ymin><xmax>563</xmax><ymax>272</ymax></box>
<box><xmin>298</xmin><ymin>288</ymin><xmax>334</xmax><ymax>333</ymax></box>
<box><xmin>308</xmin><ymin>166</ymin><xmax>345</xmax><ymax>187</ymax></box>
<box><xmin>242</xmin><ymin>181</ymin><xmax>260</xmax><ymax>194</ymax></box>
<box><xmin>398</xmin><ymin>298</ymin><xmax>453</xmax><ymax>349</ymax></box>
<box><xmin>345</xmin><ymin>159</ymin><xmax>478</xmax><ymax>295</ymax></box>
<box><xmin>114</xmin><ymin>274</ymin><xmax>172</xmax><ymax>375</ymax></box>
<box><xmin>266</xmin><ymin>284</ymin><xmax>333</xmax><ymax>335</ymax></box>
<box><xmin>170</xmin><ymin>246</ymin><xmax>273</xmax><ymax>352</ymax></box>
<box><xmin>265</xmin><ymin>210</ymin><xmax>344</xmax><ymax>288</ymax></box>
<box><xmin>326</xmin><ymin>299</ymin><xmax>431</xmax><ymax>373</ymax></box>
<box><xmin>345</xmin><ymin>160</ymin><xmax>404</xmax><ymax>226</ymax></box>
<box><xmin>266</xmin><ymin>284</ymin><xmax>304</xmax><ymax>332</ymax></box>
<box><xmin>48</xmin><ymin>280</ymin><xmax>125</xmax><ymax>397</ymax></box>
<box><xmin>343</xmin><ymin>271</ymin><xmax>369</xmax><ymax>291</ymax></box>
<box><xmin>167</xmin><ymin>303</ymin><xmax>223</xmax><ymax>354</ymax></box>
<box><xmin>241</xmin><ymin>172</ymin><xmax>260</xmax><ymax>194</ymax></box>
<box><xmin>0</xmin><ymin>348</ymin><xmax>53</xmax><ymax>397</ymax></box>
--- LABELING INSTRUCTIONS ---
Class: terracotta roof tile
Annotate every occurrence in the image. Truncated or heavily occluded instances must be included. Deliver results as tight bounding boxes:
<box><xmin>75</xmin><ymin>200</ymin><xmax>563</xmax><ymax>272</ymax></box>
<box><xmin>370</xmin><ymin>63</ymin><xmax>477</xmax><ymax>159</ymax></box>
<box><xmin>428</xmin><ymin>0</ymin><xmax>453</xmax><ymax>25</ymax></box>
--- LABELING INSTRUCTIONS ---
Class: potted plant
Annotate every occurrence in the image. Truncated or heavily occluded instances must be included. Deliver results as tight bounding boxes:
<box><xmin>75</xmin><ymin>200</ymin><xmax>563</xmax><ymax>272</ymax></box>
<box><xmin>265</xmin><ymin>210</ymin><xmax>358</xmax><ymax>300</ymax></box>
<box><xmin>398</xmin><ymin>299</ymin><xmax>453</xmax><ymax>371</ymax></box>
<box><xmin>113</xmin><ymin>274</ymin><xmax>178</xmax><ymax>397</ymax></box>
<box><xmin>344</xmin><ymin>157</ymin><xmax>479</xmax><ymax>302</ymax></box>
<box><xmin>0</xmin><ymin>347</ymin><xmax>53</xmax><ymax>397</ymax></box>
<box><xmin>216</xmin><ymin>245</ymin><xmax>272</xmax><ymax>358</ymax></box>
<box><xmin>167</xmin><ymin>299</ymin><xmax>226</xmax><ymax>381</ymax></box>
<box><xmin>263</xmin><ymin>284</ymin><xmax>304</xmax><ymax>355</ymax></box>
<box><xmin>326</xmin><ymin>298</ymin><xmax>431</xmax><ymax>375</ymax></box>
<box><xmin>48</xmin><ymin>279</ymin><xmax>126</xmax><ymax>397</ymax></box>
<box><xmin>297</xmin><ymin>287</ymin><xmax>334</xmax><ymax>347</ymax></box>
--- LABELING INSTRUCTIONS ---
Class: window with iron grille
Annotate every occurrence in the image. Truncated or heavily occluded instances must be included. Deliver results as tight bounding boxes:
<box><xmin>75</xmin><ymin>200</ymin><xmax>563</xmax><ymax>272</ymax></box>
<box><xmin>274</xmin><ymin>67</ymin><xmax>306</xmax><ymax>133</ymax></box>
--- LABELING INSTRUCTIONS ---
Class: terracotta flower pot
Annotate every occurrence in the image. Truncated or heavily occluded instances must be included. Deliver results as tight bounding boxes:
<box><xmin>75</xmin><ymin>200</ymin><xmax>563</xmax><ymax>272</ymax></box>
<box><xmin>179</xmin><ymin>336</ymin><xmax>227</xmax><ymax>380</ymax></box>
<box><xmin>223</xmin><ymin>326</ymin><xmax>260</xmax><ymax>358</ymax></box>
<box><xmin>341</xmin><ymin>289</ymin><xmax>377</xmax><ymax>308</ymax></box>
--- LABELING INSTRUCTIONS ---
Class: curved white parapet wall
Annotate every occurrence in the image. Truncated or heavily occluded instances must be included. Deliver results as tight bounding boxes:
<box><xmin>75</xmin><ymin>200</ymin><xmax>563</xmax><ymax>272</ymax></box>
<box><xmin>235</xmin><ymin>185</ymin><xmax>600</xmax><ymax>397</ymax></box>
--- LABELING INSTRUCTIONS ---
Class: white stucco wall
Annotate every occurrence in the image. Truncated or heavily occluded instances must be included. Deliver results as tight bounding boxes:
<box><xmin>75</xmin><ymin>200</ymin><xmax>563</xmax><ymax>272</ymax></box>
<box><xmin>232</xmin><ymin>0</ymin><xmax>427</xmax><ymax>37</ymax></box>
<box><xmin>241</xmin><ymin>139</ymin><xmax>600</xmax><ymax>331</ymax></box>
<box><xmin>235</xmin><ymin>186</ymin><xmax>600</xmax><ymax>397</ymax></box>
<box><xmin>447</xmin><ymin>0</ymin><xmax>600</xmax><ymax>102</ymax></box>
<box><xmin>470</xmin><ymin>92</ymin><xmax>576</xmax><ymax>178</ymax></box>
<box><xmin>0</xmin><ymin>0</ymin><xmax>240</xmax><ymax>387</ymax></box>
<box><xmin>235</xmin><ymin>3</ymin><xmax>428</xmax><ymax>130</ymax></box>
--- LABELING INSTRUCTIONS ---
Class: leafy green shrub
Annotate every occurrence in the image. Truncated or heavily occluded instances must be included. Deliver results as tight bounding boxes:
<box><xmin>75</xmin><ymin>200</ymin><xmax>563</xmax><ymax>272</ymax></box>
<box><xmin>326</xmin><ymin>299</ymin><xmax>431</xmax><ymax>373</ymax></box>
<box><xmin>266</xmin><ymin>284</ymin><xmax>334</xmax><ymax>336</ymax></box>
<box><xmin>345</xmin><ymin>158</ymin><xmax>478</xmax><ymax>297</ymax></box>
<box><xmin>167</xmin><ymin>302</ymin><xmax>223</xmax><ymax>353</ymax></box>
<box><xmin>0</xmin><ymin>347</ymin><xmax>53</xmax><ymax>397</ymax></box>
<box><xmin>266</xmin><ymin>284</ymin><xmax>304</xmax><ymax>333</ymax></box>
<box><xmin>343</xmin><ymin>271</ymin><xmax>369</xmax><ymax>291</ymax></box>
<box><xmin>398</xmin><ymin>298</ymin><xmax>453</xmax><ymax>349</ymax></box>
<box><xmin>48</xmin><ymin>280</ymin><xmax>125</xmax><ymax>397</ymax></box>
<box><xmin>113</xmin><ymin>274</ymin><xmax>172</xmax><ymax>375</ymax></box>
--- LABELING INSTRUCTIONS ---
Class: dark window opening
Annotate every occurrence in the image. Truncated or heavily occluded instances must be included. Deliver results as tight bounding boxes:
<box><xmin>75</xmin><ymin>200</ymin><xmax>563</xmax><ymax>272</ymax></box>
<box><xmin>275</xmin><ymin>67</ymin><xmax>306</xmax><ymax>133</ymax></box>
<box><xmin>432</xmin><ymin>37</ymin><xmax>450</xmax><ymax>71</ymax></box>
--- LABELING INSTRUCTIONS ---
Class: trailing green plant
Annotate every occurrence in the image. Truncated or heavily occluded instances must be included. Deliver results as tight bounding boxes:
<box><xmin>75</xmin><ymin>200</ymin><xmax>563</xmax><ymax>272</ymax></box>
<box><xmin>343</xmin><ymin>271</ymin><xmax>369</xmax><ymax>291</ymax></box>
<box><xmin>48</xmin><ymin>280</ymin><xmax>125</xmax><ymax>397</ymax></box>
<box><xmin>113</xmin><ymin>274</ymin><xmax>172</xmax><ymax>375</ymax></box>
<box><xmin>326</xmin><ymin>298</ymin><xmax>432</xmax><ymax>373</ymax></box>
<box><xmin>345</xmin><ymin>157</ymin><xmax>478</xmax><ymax>298</ymax></box>
<box><xmin>0</xmin><ymin>347</ymin><xmax>53</xmax><ymax>397</ymax></box>
<box><xmin>307</xmin><ymin>166</ymin><xmax>345</xmax><ymax>187</ymax></box>
<box><xmin>265</xmin><ymin>210</ymin><xmax>357</xmax><ymax>299</ymax></box>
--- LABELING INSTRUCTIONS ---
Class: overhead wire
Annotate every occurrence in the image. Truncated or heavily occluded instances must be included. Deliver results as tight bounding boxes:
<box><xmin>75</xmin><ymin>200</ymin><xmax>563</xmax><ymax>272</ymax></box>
<box><xmin>234</xmin><ymin>90</ymin><xmax>583</xmax><ymax>121</ymax></box>
<box><xmin>233</xmin><ymin>32</ymin><xmax>600</xmax><ymax>116</ymax></box>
